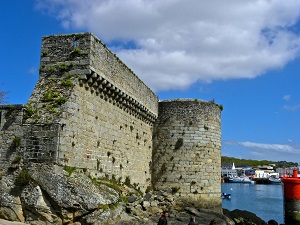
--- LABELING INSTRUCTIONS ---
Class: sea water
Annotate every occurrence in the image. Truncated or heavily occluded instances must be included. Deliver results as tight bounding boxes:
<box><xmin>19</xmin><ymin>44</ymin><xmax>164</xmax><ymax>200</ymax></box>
<box><xmin>221</xmin><ymin>182</ymin><xmax>284</xmax><ymax>224</ymax></box>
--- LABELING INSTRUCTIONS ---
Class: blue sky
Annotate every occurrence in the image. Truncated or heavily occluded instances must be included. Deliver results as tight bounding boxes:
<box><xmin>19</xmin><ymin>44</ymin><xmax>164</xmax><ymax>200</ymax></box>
<box><xmin>1</xmin><ymin>0</ymin><xmax>300</xmax><ymax>162</ymax></box>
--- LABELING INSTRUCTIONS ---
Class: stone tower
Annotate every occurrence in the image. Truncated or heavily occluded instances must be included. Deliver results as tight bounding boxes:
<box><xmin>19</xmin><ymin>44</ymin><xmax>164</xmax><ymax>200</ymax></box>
<box><xmin>152</xmin><ymin>99</ymin><xmax>222</xmax><ymax>206</ymax></box>
<box><xmin>22</xmin><ymin>33</ymin><xmax>158</xmax><ymax>189</ymax></box>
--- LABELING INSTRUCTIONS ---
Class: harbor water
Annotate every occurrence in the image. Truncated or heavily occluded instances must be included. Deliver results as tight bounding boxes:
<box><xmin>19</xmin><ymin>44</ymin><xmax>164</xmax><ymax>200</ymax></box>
<box><xmin>222</xmin><ymin>182</ymin><xmax>284</xmax><ymax>224</ymax></box>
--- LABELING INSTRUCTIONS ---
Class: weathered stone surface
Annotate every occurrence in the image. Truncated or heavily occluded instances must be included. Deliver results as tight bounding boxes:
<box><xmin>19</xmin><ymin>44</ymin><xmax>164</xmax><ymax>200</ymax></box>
<box><xmin>223</xmin><ymin>209</ymin><xmax>268</xmax><ymax>225</ymax></box>
<box><xmin>0</xmin><ymin>176</ymin><xmax>24</xmax><ymax>222</ymax></box>
<box><xmin>28</xmin><ymin>164</ymin><xmax>119</xmax><ymax>210</ymax></box>
<box><xmin>152</xmin><ymin>99</ymin><xmax>222</xmax><ymax>211</ymax></box>
<box><xmin>0</xmin><ymin>219</ymin><xmax>27</xmax><ymax>225</ymax></box>
<box><xmin>0</xmin><ymin>164</ymin><xmax>120</xmax><ymax>224</ymax></box>
<box><xmin>127</xmin><ymin>194</ymin><xmax>138</xmax><ymax>203</ymax></box>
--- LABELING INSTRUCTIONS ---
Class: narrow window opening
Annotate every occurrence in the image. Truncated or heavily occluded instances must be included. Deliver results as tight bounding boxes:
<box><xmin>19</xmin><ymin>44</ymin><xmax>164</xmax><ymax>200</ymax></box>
<box><xmin>73</xmin><ymin>41</ymin><xmax>78</xmax><ymax>47</ymax></box>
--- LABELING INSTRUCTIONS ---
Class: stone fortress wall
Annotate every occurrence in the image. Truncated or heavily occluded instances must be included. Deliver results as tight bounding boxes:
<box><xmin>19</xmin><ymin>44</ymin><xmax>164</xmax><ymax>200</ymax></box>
<box><xmin>0</xmin><ymin>33</ymin><xmax>222</xmax><ymax>204</ymax></box>
<box><xmin>0</xmin><ymin>105</ymin><xmax>24</xmax><ymax>170</ymax></box>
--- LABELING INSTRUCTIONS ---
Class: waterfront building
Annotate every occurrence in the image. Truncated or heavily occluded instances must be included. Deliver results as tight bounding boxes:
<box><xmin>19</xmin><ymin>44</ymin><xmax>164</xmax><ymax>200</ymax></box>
<box><xmin>221</xmin><ymin>163</ymin><xmax>237</xmax><ymax>177</ymax></box>
<box><xmin>277</xmin><ymin>167</ymin><xmax>300</xmax><ymax>177</ymax></box>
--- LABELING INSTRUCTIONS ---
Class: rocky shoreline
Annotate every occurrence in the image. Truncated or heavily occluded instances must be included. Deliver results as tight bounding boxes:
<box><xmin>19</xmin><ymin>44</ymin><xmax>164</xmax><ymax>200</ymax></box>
<box><xmin>0</xmin><ymin>163</ymin><xmax>281</xmax><ymax>225</ymax></box>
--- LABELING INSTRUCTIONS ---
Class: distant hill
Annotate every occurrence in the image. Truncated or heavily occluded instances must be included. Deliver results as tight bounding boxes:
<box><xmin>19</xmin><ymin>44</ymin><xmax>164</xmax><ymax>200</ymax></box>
<box><xmin>221</xmin><ymin>156</ymin><xmax>298</xmax><ymax>168</ymax></box>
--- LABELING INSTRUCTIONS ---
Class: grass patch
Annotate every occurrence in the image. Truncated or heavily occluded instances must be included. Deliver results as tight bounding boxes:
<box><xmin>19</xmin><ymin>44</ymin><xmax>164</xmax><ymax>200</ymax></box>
<box><xmin>64</xmin><ymin>166</ymin><xmax>76</xmax><ymax>177</ymax></box>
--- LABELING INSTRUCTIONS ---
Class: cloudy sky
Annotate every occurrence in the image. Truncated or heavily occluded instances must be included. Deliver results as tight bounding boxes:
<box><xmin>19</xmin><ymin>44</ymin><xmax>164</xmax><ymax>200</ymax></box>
<box><xmin>1</xmin><ymin>0</ymin><xmax>300</xmax><ymax>163</ymax></box>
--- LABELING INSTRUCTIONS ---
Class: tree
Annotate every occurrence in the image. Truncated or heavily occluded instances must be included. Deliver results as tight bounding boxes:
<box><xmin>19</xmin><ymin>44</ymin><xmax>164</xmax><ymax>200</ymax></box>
<box><xmin>0</xmin><ymin>85</ymin><xmax>9</xmax><ymax>104</ymax></box>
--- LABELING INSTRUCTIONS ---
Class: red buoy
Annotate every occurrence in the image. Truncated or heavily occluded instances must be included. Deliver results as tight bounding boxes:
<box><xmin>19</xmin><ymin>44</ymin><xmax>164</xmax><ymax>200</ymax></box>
<box><xmin>282</xmin><ymin>169</ymin><xmax>300</xmax><ymax>225</ymax></box>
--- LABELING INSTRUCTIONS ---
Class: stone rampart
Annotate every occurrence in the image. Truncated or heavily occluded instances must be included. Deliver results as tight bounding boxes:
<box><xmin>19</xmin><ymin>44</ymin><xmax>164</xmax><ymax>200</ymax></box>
<box><xmin>0</xmin><ymin>33</ymin><xmax>222</xmax><ymax>203</ymax></box>
<box><xmin>20</xmin><ymin>33</ymin><xmax>157</xmax><ymax>188</ymax></box>
<box><xmin>152</xmin><ymin>99</ymin><xmax>222</xmax><ymax>205</ymax></box>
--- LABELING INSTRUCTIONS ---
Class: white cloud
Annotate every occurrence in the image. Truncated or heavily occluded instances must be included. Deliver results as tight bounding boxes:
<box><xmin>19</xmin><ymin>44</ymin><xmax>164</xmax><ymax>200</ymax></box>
<box><xmin>224</xmin><ymin>140</ymin><xmax>300</xmax><ymax>161</ymax></box>
<box><xmin>35</xmin><ymin>0</ymin><xmax>300</xmax><ymax>91</ymax></box>
<box><xmin>28</xmin><ymin>67</ymin><xmax>38</xmax><ymax>75</ymax></box>
<box><xmin>283</xmin><ymin>104</ymin><xmax>300</xmax><ymax>111</ymax></box>
<box><xmin>283</xmin><ymin>95</ymin><xmax>291</xmax><ymax>101</ymax></box>
<box><xmin>237</xmin><ymin>141</ymin><xmax>296</xmax><ymax>153</ymax></box>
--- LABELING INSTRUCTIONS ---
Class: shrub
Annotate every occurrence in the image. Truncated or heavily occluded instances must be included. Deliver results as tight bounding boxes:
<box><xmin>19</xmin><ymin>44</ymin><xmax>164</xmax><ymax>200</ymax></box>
<box><xmin>15</xmin><ymin>169</ymin><xmax>31</xmax><ymax>185</ymax></box>
<box><xmin>218</xmin><ymin>104</ymin><xmax>224</xmax><ymax>111</ymax></box>
<box><xmin>64</xmin><ymin>166</ymin><xmax>76</xmax><ymax>177</ymax></box>
<box><xmin>61</xmin><ymin>79</ymin><xmax>74</xmax><ymax>87</ymax></box>
<box><xmin>12</xmin><ymin>136</ymin><xmax>21</xmax><ymax>147</ymax></box>
<box><xmin>23</xmin><ymin>105</ymin><xmax>36</xmax><ymax>120</ymax></box>
<box><xmin>58</xmin><ymin>62</ymin><xmax>69</xmax><ymax>72</ymax></box>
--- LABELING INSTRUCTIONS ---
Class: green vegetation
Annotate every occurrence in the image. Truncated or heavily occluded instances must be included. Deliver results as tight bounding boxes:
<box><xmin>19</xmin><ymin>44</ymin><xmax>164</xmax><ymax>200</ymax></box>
<box><xmin>15</xmin><ymin>169</ymin><xmax>31</xmax><ymax>185</ymax></box>
<box><xmin>42</xmin><ymin>90</ymin><xmax>67</xmax><ymax>106</ymax></box>
<box><xmin>63</xmin><ymin>166</ymin><xmax>76</xmax><ymax>177</ymax></box>
<box><xmin>124</xmin><ymin>176</ymin><xmax>131</xmax><ymax>186</ymax></box>
<box><xmin>175</xmin><ymin>196</ymin><xmax>220</xmax><ymax>211</ymax></box>
<box><xmin>58</xmin><ymin>62</ymin><xmax>69</xmax><ymax>72</ymax></box>
<box><xmin>23</xmin><ymin>105</ymin><xmax>37</xmax><ymax>122</ymax></box>
<box><xmin>42</xmin><ymin>90</ymin><xmax>60</xmax><ymax>102</ymax></box>
<box><xmin>71</xmin><ymin>47</ymin><xmax>81</xmax><ymax>57</ymax></box>
<box><xmin>41</xmin><ymin>50</ymin><xmax>48</xmax><ymax>56</ymax></box>
<box><xmin>60</xmin><ymin>78</ymin><xmax>74</xmax><ymax>87</ymax></box>
<box><xmin>39</xmin><ymin>65</ymin><xmax>45</xmax><ymax>73</ymax></box>
<box><xmin>221</xmin><ymin>156</ymin><xmax>298</xmax><ymax>168</ymax></box>
<box><xmin>12</xmin><ymin>153</ymin><xmax>22</xmax><ymax>164</ymax></box>
<box><xmin>218</xmin><ymin>104</ymin><xmax>223</xmax><ymax>111</ymax></box>
<box><xmin>12</xmin><ymin>136</ymin><xmax>21</xmax><ymax>148</ymax></box>
<box><xmin>48</xmin><ymin>65</ymin><xmax>56</xmax><ymax>73</ymax></box>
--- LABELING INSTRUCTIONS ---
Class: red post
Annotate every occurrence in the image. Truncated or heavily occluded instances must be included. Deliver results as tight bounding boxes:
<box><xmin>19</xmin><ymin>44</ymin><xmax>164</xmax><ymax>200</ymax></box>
<box><xmin>282</xmin><ymin>169</ymin><xmax>300</xmax><ymax>225</ymax></box>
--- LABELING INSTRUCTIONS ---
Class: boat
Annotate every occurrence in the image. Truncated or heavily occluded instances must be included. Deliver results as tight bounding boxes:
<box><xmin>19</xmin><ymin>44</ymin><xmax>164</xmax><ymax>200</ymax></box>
<box><xmin>269</xmin><ymin>176</ymin><xmax>282</xmax><ymax>184</ymax></box>
<box><xmin>228</xmin><ymin>175</ymin><xmax>253</xmax><ymax>184</ymax></box>
<box><xmin>221</xmin><ymin>192</ymin><xmax>231</xmax><ymax>199</ymax></box>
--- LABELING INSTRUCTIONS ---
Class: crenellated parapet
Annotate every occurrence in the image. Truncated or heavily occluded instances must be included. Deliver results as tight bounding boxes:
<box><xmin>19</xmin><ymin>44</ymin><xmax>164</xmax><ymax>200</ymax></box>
<box><xmin>79</xmin><ymin>72</ymin><xmax>157</xmax><ymax>125</ymax></box>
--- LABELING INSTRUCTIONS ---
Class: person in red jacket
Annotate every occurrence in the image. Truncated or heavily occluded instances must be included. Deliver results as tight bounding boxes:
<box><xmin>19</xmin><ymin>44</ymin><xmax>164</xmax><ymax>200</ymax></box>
<box><xmin>158</xmin><ymin>211</ymin><xmax>169</xmax><ymax>225</ymax></box>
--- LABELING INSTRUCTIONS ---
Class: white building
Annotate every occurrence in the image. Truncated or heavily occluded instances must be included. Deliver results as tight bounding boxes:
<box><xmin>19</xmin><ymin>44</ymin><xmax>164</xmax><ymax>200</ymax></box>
<box><xmin>221</xmin><ymin>163</ymin><xmax>237</xmax><ymax>177</ymax></box>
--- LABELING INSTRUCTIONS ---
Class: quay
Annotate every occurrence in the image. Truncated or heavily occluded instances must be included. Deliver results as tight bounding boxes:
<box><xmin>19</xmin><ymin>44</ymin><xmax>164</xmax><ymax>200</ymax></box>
<box><xmin>254</xmin><ymin>177</ymin><xmax>280</xmax><ymax>184</ymax></box>
<box><xmin>222</xmin><ymin>177</ymin><xmax>282</xmax><ymax>184</ymax></box>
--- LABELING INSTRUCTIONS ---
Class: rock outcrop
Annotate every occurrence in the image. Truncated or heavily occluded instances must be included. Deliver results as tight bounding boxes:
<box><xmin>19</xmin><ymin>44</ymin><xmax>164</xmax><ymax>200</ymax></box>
<box><xmin>0</xmin><ymin>163</ymin><xmax>120</xmax><ymax>224</ymax></box>
<box><xmin>0</xmin><ymin>162</ymin><xmax>236</xmax><ymax>225</ymax></box>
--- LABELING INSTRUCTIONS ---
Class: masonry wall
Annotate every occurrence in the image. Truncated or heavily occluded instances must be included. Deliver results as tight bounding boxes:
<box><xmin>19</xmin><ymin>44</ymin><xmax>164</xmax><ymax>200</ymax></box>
<box><xmin>24</xmin><ymin>33</ymin><xmax>158</xmax><ymax>188</ymax></box>
<box><xmin>0</xmin><ymin>105</ymin><xmax>24</xmax><ymax>171</ymax></box>
<box><xmin>152</xmin><ymin>99</ymin><xmax>222</xmax><ymax>205</ymax></box>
